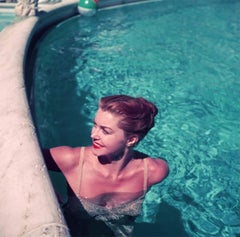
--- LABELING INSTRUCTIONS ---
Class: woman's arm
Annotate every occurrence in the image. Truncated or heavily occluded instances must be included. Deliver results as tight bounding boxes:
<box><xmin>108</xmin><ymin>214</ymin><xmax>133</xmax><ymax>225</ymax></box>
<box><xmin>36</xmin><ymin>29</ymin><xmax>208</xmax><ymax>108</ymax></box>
<box><xmin>42</xmin><ymin>146</ymin><xmax>80</xmax><ymax>174</ymax></box>
<box><xmin>148</xmin><ymin>158</ymin><xmax>169</xmax><ymax>186</ymax></box>
<box><xmin>41</xmin><ymin>149</ymin><xmax>61</xmax><ymax>172</ymax></box>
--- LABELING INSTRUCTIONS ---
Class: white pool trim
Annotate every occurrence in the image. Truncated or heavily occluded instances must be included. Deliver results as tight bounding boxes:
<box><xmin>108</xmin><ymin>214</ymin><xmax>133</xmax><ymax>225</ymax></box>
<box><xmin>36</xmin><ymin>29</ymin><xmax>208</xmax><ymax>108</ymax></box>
<box><xmin>0</xmin><ymin>1</ymin><xmax>77</xmax><ymax>236</ymax></box>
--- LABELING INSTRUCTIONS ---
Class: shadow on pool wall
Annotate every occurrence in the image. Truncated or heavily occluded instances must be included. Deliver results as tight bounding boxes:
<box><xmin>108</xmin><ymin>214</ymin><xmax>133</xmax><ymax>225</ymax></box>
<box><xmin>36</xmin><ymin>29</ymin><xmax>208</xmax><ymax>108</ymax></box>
<box><xmin>133</xmin><ymin>201</ymin><xmax>189</xmax><ymax>237</ymax></box>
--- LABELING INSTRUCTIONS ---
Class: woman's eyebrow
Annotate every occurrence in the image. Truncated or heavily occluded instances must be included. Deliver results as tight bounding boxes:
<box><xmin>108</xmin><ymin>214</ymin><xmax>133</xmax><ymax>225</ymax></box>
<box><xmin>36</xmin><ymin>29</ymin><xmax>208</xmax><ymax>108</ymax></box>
<box><xmin>93</xmin><ymin>120</ymin><xmax>113</xmax><ymax>131</ymax></box>
<box><xmin>101</xmin><ymin>125</ymin><xmax>114</xmax><ymax>132</ymax></box>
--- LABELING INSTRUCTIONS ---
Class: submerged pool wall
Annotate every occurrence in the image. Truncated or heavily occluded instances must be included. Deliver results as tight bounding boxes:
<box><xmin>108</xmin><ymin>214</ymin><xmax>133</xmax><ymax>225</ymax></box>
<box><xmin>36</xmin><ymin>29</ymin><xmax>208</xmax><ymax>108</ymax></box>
<box><xmin>0</xmin><ymin>0</ymin><xmax>152</xmax><ymax>236</ymax></box>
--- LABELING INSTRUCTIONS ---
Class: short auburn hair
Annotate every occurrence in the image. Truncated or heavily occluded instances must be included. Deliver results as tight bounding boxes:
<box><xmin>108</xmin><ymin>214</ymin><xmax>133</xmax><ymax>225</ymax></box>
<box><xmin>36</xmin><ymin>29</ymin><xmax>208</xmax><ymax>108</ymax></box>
<box><xmin>99</xmin><ymin>95</ymin><xmax>158</xmax><ymax>142</ymax></box>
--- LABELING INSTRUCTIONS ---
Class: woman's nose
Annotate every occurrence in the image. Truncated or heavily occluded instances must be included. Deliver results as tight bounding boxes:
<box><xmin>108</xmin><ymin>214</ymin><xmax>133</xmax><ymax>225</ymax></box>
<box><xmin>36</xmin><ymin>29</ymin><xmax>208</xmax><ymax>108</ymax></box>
<box><xmin>91</xmin><ymin>127</ymin><xmax>99</xmax><ymax>139</ymax></box>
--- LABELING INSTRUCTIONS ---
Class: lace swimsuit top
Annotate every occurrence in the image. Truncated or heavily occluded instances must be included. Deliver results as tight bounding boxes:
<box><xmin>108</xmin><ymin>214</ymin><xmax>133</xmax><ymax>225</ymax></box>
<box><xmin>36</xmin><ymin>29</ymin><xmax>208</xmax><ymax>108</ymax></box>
<box><xmin>63</xmin><ymin>147</ymin><xmax>148</xmax><ymax>237</ymax></box>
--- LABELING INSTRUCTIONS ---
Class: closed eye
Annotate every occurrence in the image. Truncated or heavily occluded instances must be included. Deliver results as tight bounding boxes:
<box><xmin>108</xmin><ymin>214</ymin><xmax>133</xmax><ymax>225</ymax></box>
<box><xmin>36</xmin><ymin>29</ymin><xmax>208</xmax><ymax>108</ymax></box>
<box><xmin>102</xmin><ymin>128</ymin><xmax>112</xmax><ymax>135</ymax></box>
<box><xmin>93</xmin><ymin>121</ymin><xmax>113</xmax><ymax>135</ymax></box>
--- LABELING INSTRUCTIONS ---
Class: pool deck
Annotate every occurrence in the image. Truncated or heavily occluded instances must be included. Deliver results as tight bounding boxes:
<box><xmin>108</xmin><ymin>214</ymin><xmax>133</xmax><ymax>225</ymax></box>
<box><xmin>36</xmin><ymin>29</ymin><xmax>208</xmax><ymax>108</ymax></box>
<box><xmin>0</xmin><ymin>2</ymin><xmax>15</xmax><ymax>12</ymax></box>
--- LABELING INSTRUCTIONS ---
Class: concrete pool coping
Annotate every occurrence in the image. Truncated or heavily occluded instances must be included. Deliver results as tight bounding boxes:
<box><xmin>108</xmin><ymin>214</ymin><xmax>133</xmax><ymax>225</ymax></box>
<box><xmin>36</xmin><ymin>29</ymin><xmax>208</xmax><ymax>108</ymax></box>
<box><xmin>0</xmin><ymin>0</ymin><xmax>153</xmax><ymax>235</ymax></box>
<box><xmin>0</xmin><ymin>1</ymin><xmax>79</xmax><ymax>235</ymax></box>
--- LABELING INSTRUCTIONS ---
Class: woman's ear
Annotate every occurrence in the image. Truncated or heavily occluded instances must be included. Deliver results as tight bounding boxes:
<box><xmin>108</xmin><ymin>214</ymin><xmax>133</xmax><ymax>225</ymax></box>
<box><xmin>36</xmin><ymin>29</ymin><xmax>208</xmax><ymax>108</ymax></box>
<box><xmin>127</xmin><ymin>135</ymin><xmax>139</xmax><ymax>147</ymax></box>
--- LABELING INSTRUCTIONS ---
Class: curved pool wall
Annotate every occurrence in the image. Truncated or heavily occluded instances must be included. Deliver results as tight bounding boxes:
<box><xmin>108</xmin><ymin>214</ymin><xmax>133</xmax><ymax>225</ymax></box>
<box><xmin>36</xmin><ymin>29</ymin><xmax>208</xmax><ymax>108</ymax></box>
<box><xmin>0</xmin><ymin>0</ymin><xmax>152</xmax><ymax>236</ymax></box>
<box><xmin>0</xmin><ymin>1</ymin><xmax>80</xmax><ymax>236</ymax></box>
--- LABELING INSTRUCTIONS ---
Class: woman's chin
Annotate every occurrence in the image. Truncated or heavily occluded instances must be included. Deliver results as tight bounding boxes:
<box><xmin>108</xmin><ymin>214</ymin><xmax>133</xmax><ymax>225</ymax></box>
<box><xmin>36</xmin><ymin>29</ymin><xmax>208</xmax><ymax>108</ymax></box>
<box><xmin>91</xmin><ymin>145</ymin><xmax>104</xmax><ymax>156</ymax></box>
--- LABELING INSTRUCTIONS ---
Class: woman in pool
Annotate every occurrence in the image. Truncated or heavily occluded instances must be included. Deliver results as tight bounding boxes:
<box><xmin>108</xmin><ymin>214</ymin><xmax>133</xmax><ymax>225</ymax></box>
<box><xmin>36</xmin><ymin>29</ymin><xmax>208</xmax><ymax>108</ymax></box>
<box><xmin>43</xmin><ymin>94</ymin><xmax>169</xmax><ymax>237</ymax></box>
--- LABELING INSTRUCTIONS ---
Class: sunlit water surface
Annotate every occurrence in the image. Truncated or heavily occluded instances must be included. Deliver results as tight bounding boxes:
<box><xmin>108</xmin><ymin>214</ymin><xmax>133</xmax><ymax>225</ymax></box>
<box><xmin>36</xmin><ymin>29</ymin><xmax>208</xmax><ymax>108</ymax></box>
<box><xmin>32</xmin><ymin>0</ymin><xmax>240</xmax><ymax>236</ymax></box>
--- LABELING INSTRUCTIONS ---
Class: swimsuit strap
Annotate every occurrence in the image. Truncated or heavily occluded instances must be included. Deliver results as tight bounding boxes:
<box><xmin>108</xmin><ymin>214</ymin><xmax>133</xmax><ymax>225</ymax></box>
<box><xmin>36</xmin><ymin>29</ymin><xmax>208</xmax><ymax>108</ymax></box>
<box><xmin>77</xmin><ymin>147</ymin><xmax>85</xmax><ymax>195</ymax></box>
<box><xmin>143</xmin><ymin>158</ymin><xmax>148</xmax><ymax>194</ymax></box>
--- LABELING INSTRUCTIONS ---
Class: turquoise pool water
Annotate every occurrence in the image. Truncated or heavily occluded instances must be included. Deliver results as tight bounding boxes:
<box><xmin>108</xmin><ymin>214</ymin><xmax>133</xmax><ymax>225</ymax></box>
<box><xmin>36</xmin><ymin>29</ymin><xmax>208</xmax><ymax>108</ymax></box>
<box><xmin>32</xmin><ymin>0</ymin><xmax>240</xmax><ymax>236</ymax></box>
<box><xmin>0</xmin><ymin>11</ymin><xmax>15</xmax><ymax>31</ymax></box>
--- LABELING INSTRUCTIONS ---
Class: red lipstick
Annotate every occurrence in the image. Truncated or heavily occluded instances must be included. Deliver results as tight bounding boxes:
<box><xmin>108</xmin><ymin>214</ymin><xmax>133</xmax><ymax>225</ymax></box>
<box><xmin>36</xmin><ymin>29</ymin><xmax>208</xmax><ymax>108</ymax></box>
<box><xmin>93</xmin><ymin>142</ymin><xmax>103</xmax><ymax>149</ymax></box>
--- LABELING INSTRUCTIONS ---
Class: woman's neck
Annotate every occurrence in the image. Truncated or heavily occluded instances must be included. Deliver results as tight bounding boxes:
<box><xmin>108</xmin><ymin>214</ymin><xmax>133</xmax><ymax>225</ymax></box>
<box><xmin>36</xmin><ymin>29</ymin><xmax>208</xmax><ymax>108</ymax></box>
<box><xmin>97</xmin><ymin>149</ymin><xmax>134</xmax><ymax>177</ymax></box>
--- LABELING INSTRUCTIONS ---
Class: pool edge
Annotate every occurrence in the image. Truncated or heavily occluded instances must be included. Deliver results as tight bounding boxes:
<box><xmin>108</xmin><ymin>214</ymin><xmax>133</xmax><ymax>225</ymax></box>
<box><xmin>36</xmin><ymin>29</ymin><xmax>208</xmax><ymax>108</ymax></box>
<box><xmin>0</xmin><ymin>1</ymin><xmax>78</xmax><ymax>236</ymax></box>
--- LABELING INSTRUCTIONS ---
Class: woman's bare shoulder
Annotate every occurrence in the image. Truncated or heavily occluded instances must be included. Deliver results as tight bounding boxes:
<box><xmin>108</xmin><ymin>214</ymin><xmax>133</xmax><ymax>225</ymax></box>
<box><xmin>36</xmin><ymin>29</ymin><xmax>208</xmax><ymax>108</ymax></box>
<box><xmin>146</xmin><ymin>157</ymin><xmax>169</xmax><ymax>186</ymax></box>
<box><xmin>50</xmin><ymin>146</ymin><xmax>81</xmax><ymax>173</ymax></box>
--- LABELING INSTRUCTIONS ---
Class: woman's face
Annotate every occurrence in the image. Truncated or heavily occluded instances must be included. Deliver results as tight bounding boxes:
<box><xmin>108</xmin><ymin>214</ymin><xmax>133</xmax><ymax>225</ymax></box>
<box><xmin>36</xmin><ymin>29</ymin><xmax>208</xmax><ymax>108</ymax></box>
<box><xmin>91</xmin><ymin>108</ymin><xmax>128</xmax><ymax>157</ymax></box>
